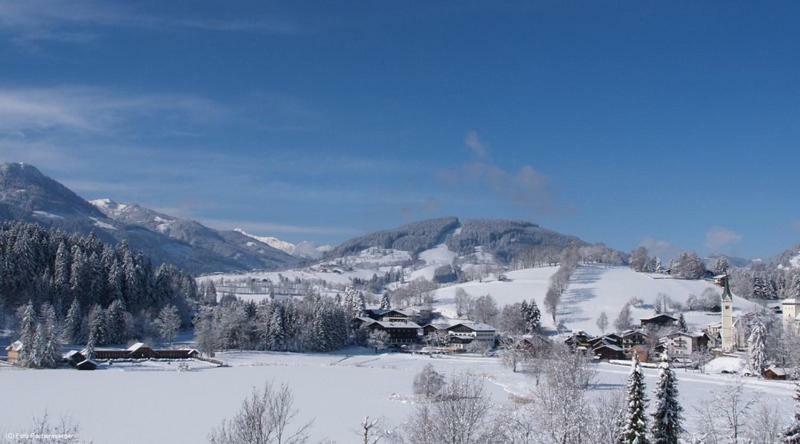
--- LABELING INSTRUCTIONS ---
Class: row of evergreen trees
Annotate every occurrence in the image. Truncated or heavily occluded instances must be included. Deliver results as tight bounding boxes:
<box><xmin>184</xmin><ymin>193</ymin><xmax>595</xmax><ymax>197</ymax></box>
<box><xmin>193</xmin><ymin>294</ymin><xmax>353</xmax><ymax>355</ymax></box>
<box><xmin>0</xmin><ymin>222</ymin><xmax>199</xmax><ymax>329</ymax></box>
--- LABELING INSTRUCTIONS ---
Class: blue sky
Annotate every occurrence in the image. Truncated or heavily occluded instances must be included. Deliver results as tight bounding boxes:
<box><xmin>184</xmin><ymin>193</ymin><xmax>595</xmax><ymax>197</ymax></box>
<box><xmin>0</xmin><ymin>1</ymin><xmax>798</xmax><ymax>258</ymax></box>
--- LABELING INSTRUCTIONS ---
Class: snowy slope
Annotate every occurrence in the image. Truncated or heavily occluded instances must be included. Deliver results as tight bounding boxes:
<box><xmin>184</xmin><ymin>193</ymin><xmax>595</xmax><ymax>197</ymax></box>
<box><xmin>432</xmin><ymin>265</ymin><xmax>760</xmax><ymax>334</ymax></box>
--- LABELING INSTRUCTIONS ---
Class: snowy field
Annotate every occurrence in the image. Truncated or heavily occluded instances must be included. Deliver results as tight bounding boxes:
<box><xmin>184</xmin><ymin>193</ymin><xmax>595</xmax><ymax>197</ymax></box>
<box><xmin>0</xmin><ymin>350</ymin><xmax>794</xmax><ymax>444</ymax></box>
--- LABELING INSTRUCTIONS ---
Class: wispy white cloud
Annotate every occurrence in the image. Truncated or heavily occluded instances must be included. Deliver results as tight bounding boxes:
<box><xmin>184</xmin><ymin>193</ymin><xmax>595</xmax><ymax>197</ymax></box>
<box><xmin>0</xmin><ymin>0</ymin><xmax>301</xmax><ymax>44</ymax></box>
<box><xmin>440</xmin><ymin>130</ymin><xmax>560</xmax><ymax>215</ymax></box>
<box><xmin>464</xmin><ymin>130</ymin><xmax>487</xmax><ymax>158</ymax></box>
<box><xmin>0</xmin><ymin>86</ymin><xmax>224</xmax><ymax>134</ymax></box>
<box><xmin>705</xmin><ymin>226</ymin><xmax>742</xmax><ymax>253</ymax></box>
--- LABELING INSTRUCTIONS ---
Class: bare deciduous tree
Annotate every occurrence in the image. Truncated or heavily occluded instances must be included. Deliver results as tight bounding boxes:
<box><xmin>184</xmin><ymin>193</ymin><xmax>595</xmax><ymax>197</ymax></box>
<box><xmin>209</xmin><ymin>382</ymin><xmax>312</xmax><ymax>444</ymax></box>
<box><xmin>405</xmin><ymin>375</ymin><xmax>492</xmax><ymax>444</ymax></box>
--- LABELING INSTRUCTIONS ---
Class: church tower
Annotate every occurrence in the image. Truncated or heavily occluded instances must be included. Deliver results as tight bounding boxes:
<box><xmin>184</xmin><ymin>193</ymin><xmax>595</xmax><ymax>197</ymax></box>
<box><xmin>720</xmin><ymin>275</ymin><xmax>734</xmax><ymax>352</ymax></box>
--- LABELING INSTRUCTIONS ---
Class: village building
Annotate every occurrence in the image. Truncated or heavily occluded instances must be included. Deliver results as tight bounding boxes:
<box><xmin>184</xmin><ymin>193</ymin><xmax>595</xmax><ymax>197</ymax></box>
<box><xmin>763</xmin><ymin>365</ymin><xmax>788</xmax><ymax>380</ymax></box>
<box><xmin>719</xmin><ymin>275</ymin><xmax>735</xmax><ymax>352</ymax></box>
<box><xmin>660</xmin><ymin>331</ymin><xmax>709</xmax><ymax>357</ymax></box>
<box><xmin>640</xmin><ymin>314</ymin><xmax>677</xmax><ymax>329</ymax></box>
<box><xmin>446</xmin><ymin>322</ymin><xmax>496</xmax><ymax>348</ymax></box>
<box><xmin>620</xmin><ymin>330</ymin><xmax>648</xmax><ymax>353</ymax></box>
<box><xmin>358</xmin><ymin>318</ymin><xmax>422</xmax><ymax>345</ymax></box>
<box><xmin>592</xmin><ymin>342</ymin><xmax>625</xmax><ymax>360</ymax></box>
<box><xmin>782</xmin><ymin>299</ymin><xmax>800</xmax><ymax>331</ymax></box>
<box><xmin>5</xmin><ymin>340</ymin><xmax>22</xmax><ymax>365</ymax></box>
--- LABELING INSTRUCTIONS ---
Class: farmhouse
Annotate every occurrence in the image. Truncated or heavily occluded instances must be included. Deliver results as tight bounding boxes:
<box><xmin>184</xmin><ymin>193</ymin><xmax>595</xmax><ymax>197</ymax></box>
<box><xmin>620</xmin><ymin>330</ymin><xmax>648</xmax><ymax>353</ymax></box>
<box><xmin>446</xmin><ymin>322</ymin><xmax>496</xmax><ymax>346</ymax></box>
<box><xmin>640</xmin><ymin>314</ymin><xmax>677</xmax><ymax>329</ymax></box>
<box><xmin>360</xmin><ymin>318</ymin><xmax>422</xmax><ymax>345</ymax></box>
<box><xmin>592</xmin><ymin>342</ymin><xmax>625</xmax><ymax>360</ymax></box>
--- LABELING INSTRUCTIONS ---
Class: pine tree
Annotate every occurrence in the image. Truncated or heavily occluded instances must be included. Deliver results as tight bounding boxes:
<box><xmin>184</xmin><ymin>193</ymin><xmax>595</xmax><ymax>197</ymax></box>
<box><xmin>651</xmin><ymin>354</ymin><xmax>683</xmax><ymax>444</ymax></box>
<box><xmin>785</xmin><ymin>384</ymin><xmax>800</xmax><ymax>443</ymax></box>
<box><xmin>268</xmin><ymin>308</ymin><xmax>285</xmax><ymax>351</ymax></box>
<box><xmin>32</xmin><ymin>322</ymin><xmax>46</xmax><ymax>368</ymax></box>
<box><xmin>87</xmin><ymin>304</ymin><xmax>107</xmax><ymax>347</ymax></box>
<box><xmin>62</xmin><ymin>298</ymin><xmax>82</xmax><ymax>344</ymax></box>
<box><xmin>39</xmin><ymin>303</ymin><xmax>61</xmax><ymax>369</ymax></box>
<box><xmin>620</xmin><ymin>355</ymin><xmax>649</xmax><ymax>444</ymax></box>
<box><xmin>105</xmin><ymin>299</ymin><xmax>127</xmax><ymax>345</ymax></box>
<box><xmin>355</xmin><ymin>291</ymin><xmax>366</xmax><ymax>317</ymax></box>
<box><xmin>343</xmin><ymin>286</ymin><xmax>356</xmax><ymax>317</ymax></box>
<box><xmin>380</xmin><ymin>292</ymin><xmax>391</xmax><ymax>310</ymax></box>
<box><xmin>18</xmin><ymin>301</ymin><xmax>38</xmax><ymax>367</ymax></box>
<box><xmin>52</xmin><ymin>241</ymin><xmax>71</xmax><ymax>313</ymax></box>
<box><xmin>748</xmin><ymin>319</ymin><xmax>767</xmax><ymax>376</ymax></box>
<box><xmin>527</xmin><ymin>299</ymin><xmax>541</xmax><ymax>333</ymax></box>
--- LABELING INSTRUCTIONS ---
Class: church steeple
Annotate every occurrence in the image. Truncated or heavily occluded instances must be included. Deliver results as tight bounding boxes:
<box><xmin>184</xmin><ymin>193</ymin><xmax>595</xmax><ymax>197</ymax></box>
<box><xmin>721</xmin><ymin>274</ymin><xmax>733</xmax><ymax>302</ymax></box>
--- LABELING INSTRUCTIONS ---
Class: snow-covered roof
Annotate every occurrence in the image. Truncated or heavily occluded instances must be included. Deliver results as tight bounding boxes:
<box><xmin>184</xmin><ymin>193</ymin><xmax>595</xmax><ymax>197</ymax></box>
<box><xmin>640</xmin><ymin>313</ymin><xmax>677</xmax><ymax>322</ymax></box>
<box><xmin>6</xmin><ymin>340</ymin><xmax>23</xmax><ymax>352</ymax></box>
<box><xmin>127</xmin><ymin>342</ymin><xmax>147</xmax><ymax>352</ymax></box>
<box><xmin>782</xmin><ymin>299</ymin><xmax>800</xmax><ymax>305</ymax></box>
<box><xmin>594</xmin><ymin>343</ymin><xmax>623</xmax><ymax>352</ymax></box>
<box><xmin>449</xmin><ymin>322</ymin><xmax>495</xmax><ymax>332</ymax></box>
<box><xmin>374</xmin><ymin>320</ymin><xmax>421</xmax><ymax>329</ymax></box>
<box><xmin>765</xmin><ymin>366</ymin><xmax>787</xmax><ymax>376</ymax></box>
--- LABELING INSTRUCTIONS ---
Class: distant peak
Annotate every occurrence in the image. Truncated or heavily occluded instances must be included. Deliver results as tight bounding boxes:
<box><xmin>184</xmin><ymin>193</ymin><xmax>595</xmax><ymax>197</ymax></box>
<box><xmin>90</xmin><ymin>198</ymin><xmax>128</xmax><ymax>211</ymax></box>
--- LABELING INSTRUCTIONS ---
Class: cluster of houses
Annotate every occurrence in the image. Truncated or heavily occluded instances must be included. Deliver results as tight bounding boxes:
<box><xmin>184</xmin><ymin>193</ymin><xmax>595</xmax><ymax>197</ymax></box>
<box><xmin>567</xmin><ymin>313</ymin><xmax>711</xmax><ymax>363</ymax></box>
<box><xmin>352</xmin><ymin>308</ymin><xmax>497</xmax><ymax>351</ymax></box>
<box><xmin>4</xmin><ymin>341</ymin><xmax>200</xmax><ymax>371</ymax></box>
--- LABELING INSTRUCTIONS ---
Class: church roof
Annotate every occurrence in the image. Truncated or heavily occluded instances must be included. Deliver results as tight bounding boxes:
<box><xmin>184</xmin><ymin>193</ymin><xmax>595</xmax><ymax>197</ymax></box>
<box><xmin>721</xmin><ymin>274</ymin><xmax>733</xmax><ymax>302</ymax></box>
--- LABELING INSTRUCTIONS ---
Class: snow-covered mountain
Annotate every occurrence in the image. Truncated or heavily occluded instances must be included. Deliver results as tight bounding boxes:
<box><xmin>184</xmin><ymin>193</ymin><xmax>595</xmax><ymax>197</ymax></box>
<box><xmin>89</xmin><ymin>198</ymin><xmax>300</xmax><ymax>272</ymax></box>
<box><xmin>0</xmin><ymin>162</ymin><xmax>299</xmax><ymax>274</ymax></box>
<box><xmin>233</xmin><ymin>228</ymin><xmax>331</xmax><ymax>259</ymax></box>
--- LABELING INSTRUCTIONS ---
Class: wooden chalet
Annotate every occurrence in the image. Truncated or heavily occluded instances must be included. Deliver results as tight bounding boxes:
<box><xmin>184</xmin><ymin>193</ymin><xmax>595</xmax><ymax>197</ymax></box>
<box><xmin>5</xmin><ymin>340</ymin><xmax>22</xmax><ymax>365</ymax></box>
<box><xmin>564</xmin><ymin>331</ymin><xmax>595</xmax><ymax>349</ymax></box>
<box><xmin>620</xmin><ymin>330</ymin><xmax>648</xmax><ymax>353</ymax></box>
<box><xmin>362</xmin><ymin>319</ymin><xmax>422</xmax><ymax>345</ymax></box>
<box><xmin>640</xmin><ymin>314</ymin><xmax>677</xmax><ymax>329</ymax></box>
<box><xmin>592</xmin><ymin>342</ymin><xmax>625</xmax><ymax>360</ymax></box>
<box><xmin>763</xmin><ymin>366</ymin><xmax>788</xmax><ymax>380</ymax></box>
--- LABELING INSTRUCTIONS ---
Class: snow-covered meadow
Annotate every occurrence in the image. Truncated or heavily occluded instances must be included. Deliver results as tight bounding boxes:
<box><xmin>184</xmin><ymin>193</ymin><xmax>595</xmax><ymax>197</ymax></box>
<box><xmin>0</xmin><ymin>350</ymin><xmax>794</xmax><ymax>443</ymax></box>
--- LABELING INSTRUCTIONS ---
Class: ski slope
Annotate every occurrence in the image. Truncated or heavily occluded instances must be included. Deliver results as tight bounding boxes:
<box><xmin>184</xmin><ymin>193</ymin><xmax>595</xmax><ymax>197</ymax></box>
<box><xmin>433</xmin><ymin>265</ymin><xmax>760</xmax><ymax>334</ymax></box>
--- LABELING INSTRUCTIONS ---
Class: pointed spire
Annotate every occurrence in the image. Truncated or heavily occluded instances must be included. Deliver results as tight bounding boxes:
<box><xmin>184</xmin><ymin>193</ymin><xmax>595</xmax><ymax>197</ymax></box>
<box><xmin>722</xmin><ymin>274</ymin><xmax>733</xmax><ymax>302</ymax></box>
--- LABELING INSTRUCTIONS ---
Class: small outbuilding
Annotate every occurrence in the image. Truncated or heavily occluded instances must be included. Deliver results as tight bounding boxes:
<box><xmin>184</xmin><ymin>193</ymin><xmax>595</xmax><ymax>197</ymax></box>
<box><xmin>763</xmin><ymin>366</ymin><xmax>788</xmax><ymax>380</ymax></box>
<box><xmin>75</xmin><ymin>359</ymin><xmax>98</xmax><ymax>371</ymax></box>
<box><xmin>5</xmin><ymin>340</ymin><xmax>23</xmax><ymax>365</ymax></box>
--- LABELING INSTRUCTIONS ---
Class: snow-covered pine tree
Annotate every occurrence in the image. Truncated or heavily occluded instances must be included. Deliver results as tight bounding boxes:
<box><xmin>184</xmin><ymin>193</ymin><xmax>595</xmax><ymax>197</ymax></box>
<box><xmin>268</xmin><ymin>308</ymin><xmax>285</xmax><ymax>351</ymax></box>
<box><xmin>748</xmin><ymin>319</ymin><xmax>767</xmax><ymax>376</ymax></box>
<box><xmin>105</xmin><ymin>299</ymin><xmax>127</xmax><ymax>345</ymax></box>
<box><xmin>355</xmin><ymin>291</ymin><xmax>367</xmax><ymax>317</ymax></box>
<box><xmin>527</xmin><ymin>299</ymin><xmax>541</xmax><ymax>333</ymax></box>
<box><xmin>32</xmin><ymin>322</ymin><xmax>46</xmax><ymax>368</ymax></box>
<box><xmin>18</xmin><ymin>300</ymin><xmax>38</xmax><ymax>366</ymax></box>
<box><xmin>62</xmin><ymin>298</ymin><xmax>82</xmax><ymax>344</ymax></box>
<box><xmin>380</xmin><ymin>292</ymin><xmax>391</xmax><ymax>310</ymax></box>
<box><xmin>651</xmin><ymin>353</ymin><xmax>683</xmax><ymax>444</ymax></box>
<box><xmin>620</xmin><ymin>355</ymin><xmax>649</xmax><ymax>444</ymax></box>
<box><xmin>785</xmin><ymin>384</ymin><xmax>800</xmax><ymax>443</ymax></box>
<box><xmin>52</xmin><ymin>241</ymin><xmax>71</xmax><ymax>313</ymax></box>
<box><xmin>752</xmin><ymin>274</ymin><xmax>771</xmax><ymax>299</ymax></box>
<box><xmin>39</xmin><ymin>303</ymin><xmax>61</xmax><ymax>368</ymax></box>
<box><xmin>343</xmin><ymin>286</ymin><xmax>356</xmax><ymax>317</ymax></box>
<box><xmin>155</xmin><ymin>304</ymin><xmax>181</xmax><ymax>346</ymax></box>
<box><xmin>87</xmin><ymin>304</ymin><xmax>107</xmax><ymax>347</ymax></box>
